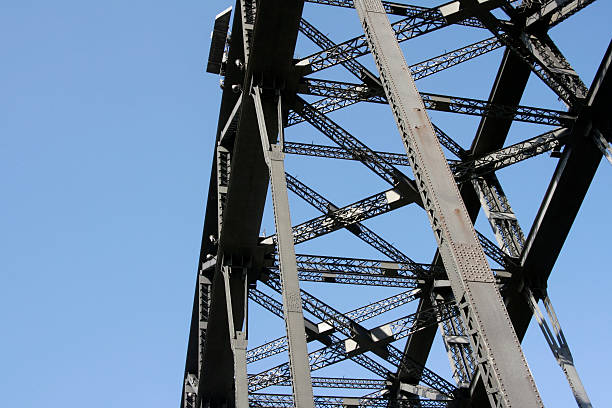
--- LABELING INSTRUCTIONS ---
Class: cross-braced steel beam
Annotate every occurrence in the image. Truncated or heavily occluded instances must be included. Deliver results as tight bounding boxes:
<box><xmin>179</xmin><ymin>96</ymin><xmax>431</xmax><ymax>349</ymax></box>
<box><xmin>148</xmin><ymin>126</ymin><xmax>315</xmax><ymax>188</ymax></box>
<box><xmin>182</xmin><ymin>1</ymin><xmax>608</xmax><ymax>407</ymax></box>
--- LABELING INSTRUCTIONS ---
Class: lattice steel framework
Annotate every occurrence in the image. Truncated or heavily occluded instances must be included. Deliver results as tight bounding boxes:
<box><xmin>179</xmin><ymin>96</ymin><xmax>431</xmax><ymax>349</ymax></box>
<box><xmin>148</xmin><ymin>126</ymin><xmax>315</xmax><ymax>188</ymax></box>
<box><xmin>182</xmin><ymin>1</ymin><xmax>611</xmax><ymax>407</ymax></box>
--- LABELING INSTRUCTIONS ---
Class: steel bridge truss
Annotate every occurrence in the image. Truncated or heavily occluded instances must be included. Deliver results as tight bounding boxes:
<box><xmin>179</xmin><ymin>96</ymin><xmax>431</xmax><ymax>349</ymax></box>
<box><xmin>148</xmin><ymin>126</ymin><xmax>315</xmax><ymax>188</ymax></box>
<box><xmin>182</xmin><ymin>0</ymin><xmax>611</xmax><ymax>407</ymax></box>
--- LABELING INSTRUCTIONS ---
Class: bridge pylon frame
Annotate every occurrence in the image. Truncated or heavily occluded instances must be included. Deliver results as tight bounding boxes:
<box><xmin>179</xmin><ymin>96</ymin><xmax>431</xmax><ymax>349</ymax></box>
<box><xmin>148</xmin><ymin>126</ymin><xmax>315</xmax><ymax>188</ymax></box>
<box><xmin>181</xmin><ymin>1</ymin><xmax>611</xmax><ymax>407</ymax></box>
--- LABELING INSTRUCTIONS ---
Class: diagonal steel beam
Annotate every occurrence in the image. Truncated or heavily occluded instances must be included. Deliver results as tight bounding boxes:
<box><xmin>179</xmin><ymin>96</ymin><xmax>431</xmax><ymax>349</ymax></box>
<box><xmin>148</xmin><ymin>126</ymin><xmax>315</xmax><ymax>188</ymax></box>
<box><xmin>247</xmin><ymin>289</ymin><xmax>420</xmax><ymax>363</ymax></box>
<box><xmin>293</xmin><ymin>96</ymin><xmax>420</xmax><ymax>197</ymax></box>
<box><xmin>257</xmin><ymin>273</ymin><xmax>459</xmax><ymax>395</ymax></box>
<box><xmin>285</xmin><ymin>174</ymin><xmax>419</xmax><ymax>267</ymax></box>
<box><xmin>285</xmin><ymin>125</ymin><xmax>568</xmax><ymax>180</ymax></box>
<box><xmin>525</xmin><ymin>0</ymin><xmax>599</xmax><ymax>29</ymax></box>
<box><xmin>353</xmin><ymin>1</ymin><xmax>543</xmax><ymax>405</ymax></box>
<box><xmin>297</xmin><ymin>0</ymin><xmax>505</xmax><ymax>74</ymax></box>
<box><xmin>306</xmin><ymin>0</ymin><xmax>467</xmax><ymax>21</ymax></box>
<box><xmin>284</xmin><ymin>141</ymin><xmax>413</xmax><ymax>166</ymax></box>
<box><xmin>285</xmin><ymin>172</ymin><xmax>512</xmax><ymax>269</ymax></box>
<box><xmin>295</xmin><ymin>19</ymin><xmax>499</xmax><ymax>159</ymax></box>
<box><xmin>465</xmin><ymin>0</ymin><xmax>588</xmax><ymax>105</ymax></box>
<box><xmin>512</xmin><ymin>40</ymin><xmax>612</xmax><ymax>340</ymax></box>
<box><xmin>249</xmin><ymin>274</ymin><xmax>442</xmax><ymax>392</ymax></box>
<box><xmin>298</xmin><ymin>18</ymin><xmax>376</xmax><ymax>83</ymax></box>
<box><xmin>473</xmin><ymin>164</ymin><xmax>593</xmax><ymax>405</ymax></box>
<box><xmin>400</xmin><ymin>46</ymin><xmax>536</xmax><ymax>404</ymax></box>
<box><xmin>289</xmin><ymin>187</ymin><xmax>416</xmax><ymax>244</ymax></box>
<box><xmin>299</xmin><ymin>17</ymin><xmax>502</xmax><ymax>81</ymax></box>
<box><xmin>454</xmin><ymin>127</ymin><xmax>570</xmax><ymax>181</ymax></box>
<box><xmin>186</xmin><ymin>2</ymin><xmax>606</xmax><ymax>407</ymax></box>
<box><xmin>409</xmin><ymin>36</ymin><xmax>504</xmax><ymax>81</ymax></box>
<box><xmin>248</xmin><ymin>287</ymin><xmax>452</xmax><ymax>393</ymax></box>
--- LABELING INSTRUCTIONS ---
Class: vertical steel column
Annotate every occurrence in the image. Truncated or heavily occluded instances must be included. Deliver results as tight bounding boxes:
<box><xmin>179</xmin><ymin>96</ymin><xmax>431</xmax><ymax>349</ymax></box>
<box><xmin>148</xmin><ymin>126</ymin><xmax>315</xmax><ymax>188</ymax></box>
<box><xmin>353</xmin><ymin>1</ymin><xmax>543</xmax><ymax>406</ymax></box>
<box><xmin>252</xmin><ymin>86</ymin><xmax>315</xmax><ymax>408</ymax></box>
<box><xmin>221</xmin><ymin>264</ymin><xmax>249</xmax><ymax>408</ymax></box>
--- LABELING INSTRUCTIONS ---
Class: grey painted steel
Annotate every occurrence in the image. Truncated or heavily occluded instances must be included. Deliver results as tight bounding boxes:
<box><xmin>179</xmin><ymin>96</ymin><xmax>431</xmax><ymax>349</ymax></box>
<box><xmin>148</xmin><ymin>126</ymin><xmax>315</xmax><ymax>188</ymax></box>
<box><xmin>525</xmin><ymin>0</ymin><xmax>598</xmax><ymax>28</ymax></box>
<box><xmin>247</xmin><ymin>286</ymin><xmax>398</xmax><ymax>386</ymax></box>
<box><xmin>180</xmin><ymin>3</ymin><xmax>247</xmax><ymax>403</ymax></box>
<box><xmin>221</xmin><ymin>266</ymin><xmax>249</xmax><ymax>408</ymax></box>
<box><xmin>192</xmin><ymin>2</ymin><xmax>307</xmax><ymax>407</ymax></box>
<box><xmin>454</xmin><ymin>128</ymin><xmax>569</xmax><ymax>181</ymax></box>
<box><xmin>297</xmin><ymin>78</ymin><xmax>574</xmax><ymax>126</ymax></box>
<box><xmin>284</xmin><ymin>110</ymin><xmax>510</xmax><ymax>269</ymax></box>
<box><xmin>198</xmin><ymin>271</ymin><xmax>213</xmax><ymax>377</ymax></box>
<box><xmin>429</xmin><ymin>282</ymin><xmax>476</xmax><ymax>389</ymax></box>
<box><xmin>353</xmin><ymin>0</ymin><xmax>542</xmax><ymax>406</ymax></box>
<box><xmin>293</xmin><ymin>97</ymin><xmax>420</xmax><ymax>200</ymax></box>
<box><xmin>253</xmin><ymin>86</ymin><xmax>315</xmax><ymax>408</ymax></box>
<box><xmin>474</xmin><ymin>145</ymin><xmax>593</xmax><ymax>406</ymax></box>
<box><xmin>284</xmin><ymin>173</ymin><xmax>430</xmax><ymax>275</ymax></box>
<box><xmin>473</xmin><ymin>176</ymin><xmax>525</xmax><ymax>258</ymax></box>
<box><xmin>275</xmin><ymin>186</ymin><xmax>415</xmax><ymax>245</ymax></box>
<box><xmin>278</xmin><ymin>376</ymin><xmax>386</xmax><ymax>390</ymax></box>
<box><xmin>251</xmin><ymin>278</ymin><xmax>458</xmax><ymax>395</ymax></box>
<box><xmin>206</xmin><ymin>7</ymin><xmax>232</xmax><ymax>74</ymax></box>
<box><xmin>248</xmin><ymin>393</ymin><xmax>448</xmax><ymax>408</ymax></box>
<box><xmin>184</xmin><ymin>373</ymin><xmax>198</xmax><ymax>408</ymax></box>
<box><xmin>397</xmin><ymin>47</ymin><xmax>533</xmax><ymax>400</ymax></box>
<box><xmin>526</xmin><ymin>289</ymin><xmax>593</xmax><ymax>408</ymax></box>
<box><xmin>247</xmin><ymin>289</ymin><xmax>419</xmax><ymax>363</ymax></box>
<box><xmin>238</xmin><ymin>0</ymin><xmax>255</xmax><ymax>64</ymax></box>
<box><xmin>468</xmin><ymin>2</ymin><xmax>587</xmax><ymax>106</ymax></box>
<box><xmin>593</xmin><ymin>128</ymin><xmax>612</xmax><ymax>165</ymax></box>
<box><xmin>516</xmin><ymin>40</ymin><xmax>612</xmax><ymax>339</ymax></box>
<box><xmin>182</xmin><ymin>2</ymin><xmax>607</xmax><ymax>407</ymax></box>
<box><xmin>297</xmin><ymin>0</ymin><xmax>504</xmax><ymax>75</ymax></box>
<box><xmin>473</xmin><ymin>152</ymin><xmax>593</xmax><ymax>406</ymax></box>
<box><xmin>295</xmin><ymin>19</ymin><xmax>502</xmax><ymax>134</ymax></box>
<box><xmin>284</xmin><ymin>125</ymin><xmax>568</xmax><ymax>180</ymax></box>
<box><xmin>459</xmin><ymin>47</ymin><xmax>534</xmax><ymax>405</ymax></box>
<box><xmin>299</xmin><ymin>17</ymin><xmax>501</xmax><ymax>82</ymax></box>
<box><xmin>249</xmin><ymin>268</ymin><xmax>456</xmax><ymax>396</ymax></box>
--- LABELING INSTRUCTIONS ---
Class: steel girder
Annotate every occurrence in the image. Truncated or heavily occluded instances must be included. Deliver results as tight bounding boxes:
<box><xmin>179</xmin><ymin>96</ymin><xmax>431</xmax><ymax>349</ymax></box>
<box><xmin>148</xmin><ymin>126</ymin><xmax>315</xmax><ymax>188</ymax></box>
<box><xmin>353</xmin><ymin>1</ymin><xmax>542</xmax><ymax>405</ymax></box>
<box><xmin>250</xmin><ymin>273</ymin><xmax>458</xmax><ymax>396</ymax></box>
<box><xmin>182</xmin><ymin>1</ymin><xmax>608</xmax><ymax>407</ymax></box>
<box><xmin>296</xmin><ymin>0</ymin><xmax>500</xmax><ymax>74</ymax></box>
<box><xmin>296</xmin><ymin>78</ymin><xmax>574</xmax><ymax>126</ymax></box>
<box><xmin>283</xmin><ymin>126</ymin><xmax>568</xmax><ymax>180</ymax></box>
<box><xmin>248</xmin><ymin>393</ymin><xmax>448</xmax><ymax>408</ymax></box>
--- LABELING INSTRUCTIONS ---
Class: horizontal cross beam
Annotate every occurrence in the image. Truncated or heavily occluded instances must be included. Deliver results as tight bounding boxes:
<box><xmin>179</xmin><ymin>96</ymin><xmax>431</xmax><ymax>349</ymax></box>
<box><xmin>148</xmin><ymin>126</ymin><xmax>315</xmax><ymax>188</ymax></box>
<box><xmin>248</xmin><ymin>393</ymin><xmax>448</xmax><ymax>408</ymax></box>
<box><xmin>297</xmin><ymin>78</ymin><xmax>575</xmax><ymax>126</ymax></box>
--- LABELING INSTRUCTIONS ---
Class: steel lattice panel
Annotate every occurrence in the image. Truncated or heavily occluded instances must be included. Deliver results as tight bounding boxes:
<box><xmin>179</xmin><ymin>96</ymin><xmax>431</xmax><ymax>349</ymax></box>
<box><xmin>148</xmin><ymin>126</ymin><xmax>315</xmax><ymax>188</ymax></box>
<box><xmin>180</xmin><ymin>1</ymin><xmax>611</xmax><ymax>407</ymax></box>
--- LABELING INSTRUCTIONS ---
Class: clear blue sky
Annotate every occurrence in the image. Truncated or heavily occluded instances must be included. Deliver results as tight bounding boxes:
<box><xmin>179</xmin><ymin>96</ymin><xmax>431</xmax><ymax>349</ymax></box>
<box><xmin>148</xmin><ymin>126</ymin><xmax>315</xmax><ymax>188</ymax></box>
<box><xmin>1</xmin><ymin>1</ymin><xmax>610</xmax><ymax>407</ymax></box>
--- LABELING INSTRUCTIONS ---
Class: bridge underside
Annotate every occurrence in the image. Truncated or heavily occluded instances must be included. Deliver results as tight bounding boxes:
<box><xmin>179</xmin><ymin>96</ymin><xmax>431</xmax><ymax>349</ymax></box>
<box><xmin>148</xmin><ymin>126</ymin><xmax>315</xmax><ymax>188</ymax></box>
<box><xmin>181</xmin><ymin>1</ymin><xmax>611</xmax><ymax>407</ymax></box>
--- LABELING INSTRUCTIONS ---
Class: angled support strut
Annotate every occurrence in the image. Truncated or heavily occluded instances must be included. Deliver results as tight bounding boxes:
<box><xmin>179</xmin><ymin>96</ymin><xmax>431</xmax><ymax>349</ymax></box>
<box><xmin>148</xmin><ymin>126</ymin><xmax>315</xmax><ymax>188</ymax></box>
<box><xmin>353</xmin><ymin>1</ymin><xmax>543</xmax><ymax>406</ymax></box>
<box><xmin>252</xmin><ymin>86</ymin><xmax>315</xmax><ymax>408</ymax></box>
